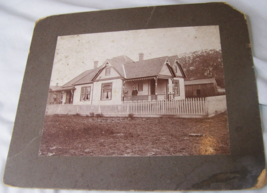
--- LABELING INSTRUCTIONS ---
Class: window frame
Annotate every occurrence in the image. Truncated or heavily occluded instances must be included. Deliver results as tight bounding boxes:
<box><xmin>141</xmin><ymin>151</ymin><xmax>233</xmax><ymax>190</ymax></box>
<box><xmin>101</xmin><ymin>82</ymin><xmax>113</xmax><ymax>100</ymax></box>
<box><xmin>172</xmin><ymin>80</ymin><xmax>180</xmax><ymax>96</ymax></box>
<box><xmin>80</xmin><ymin>86</ymin><xmax>91</xmax><ymax>101</ymax></box>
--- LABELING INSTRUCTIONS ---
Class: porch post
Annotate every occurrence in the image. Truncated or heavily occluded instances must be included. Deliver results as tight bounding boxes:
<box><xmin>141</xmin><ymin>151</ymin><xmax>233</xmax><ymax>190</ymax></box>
<box><xmin>168</xmin><ymin>79</ymin><xmax>173</xmax><ymax>93</ymax></box>
<box><xmin>62</xmin><ymin>91</ymin><xmax>66</xmax><ymax>104</ymax></box>
<box><xmin>148</xmin><ymin>79</ymin><xmax>151</xmax><ymax>101</ymax></box>
<box><xmin>122</xmin><ymin>80</ymin><xmax>125</xmax><ymax>102</ymax></box>
<box><xmin>155</xmin><ymin>77</ymin><xmax>158</xmax><ymax>100</ymax></box>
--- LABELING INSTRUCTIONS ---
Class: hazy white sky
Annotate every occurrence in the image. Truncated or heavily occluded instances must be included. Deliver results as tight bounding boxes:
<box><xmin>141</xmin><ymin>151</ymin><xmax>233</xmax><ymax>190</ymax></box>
<box><xmin>51</xmin><ymin>26</ymin><xmax>221</xmax><ymax>86</ymax></box>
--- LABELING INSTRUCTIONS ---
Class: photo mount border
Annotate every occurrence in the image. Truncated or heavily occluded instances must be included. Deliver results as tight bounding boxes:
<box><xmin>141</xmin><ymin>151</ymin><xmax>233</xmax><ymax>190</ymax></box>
<box><xmin>4</xmin><ymin>3</ymin><xmax>265</xmax><ymax>190</ymax></box>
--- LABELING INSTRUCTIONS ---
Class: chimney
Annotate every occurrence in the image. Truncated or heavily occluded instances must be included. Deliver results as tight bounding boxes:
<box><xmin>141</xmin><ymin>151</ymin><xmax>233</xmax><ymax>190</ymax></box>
<box><xmin>94</xmin><ymin>61</ymin><xmax>98</xmax><ymax>69</ymax></box>
<box><xmin>139</xmin><ymin>53</ymin><xmax>144</xmax><ymax>61</ymax></box>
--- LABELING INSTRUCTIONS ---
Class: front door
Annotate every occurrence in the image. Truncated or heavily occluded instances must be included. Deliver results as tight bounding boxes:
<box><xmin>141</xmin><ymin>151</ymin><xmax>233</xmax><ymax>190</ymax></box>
<box><xmin>150</xmin><ymin>79</ymin><xmax>155</xmax><ymax>95</ymax></box>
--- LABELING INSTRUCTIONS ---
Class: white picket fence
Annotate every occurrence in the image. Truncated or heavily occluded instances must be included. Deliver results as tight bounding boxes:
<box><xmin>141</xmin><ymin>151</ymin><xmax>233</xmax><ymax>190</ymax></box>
<box><xmin>47</xmin><ymin>98</ymin><xmax>209</xmax><ymax>116</ymax></box>
<box><xmin>98</xmin><ymin>98</ymin><xmax>207</xmax><ymax>115</ymax></box>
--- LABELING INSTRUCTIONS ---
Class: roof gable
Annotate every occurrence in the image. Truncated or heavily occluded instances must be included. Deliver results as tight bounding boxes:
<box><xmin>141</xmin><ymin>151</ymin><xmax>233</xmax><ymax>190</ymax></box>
<box><xmin>159</xmin><ymin>63</ymin><xmax>173</xmax><ymax>76</ymax></box>
<box><xmin>106</xmin><ymin>55</ymin><xmax>134</xmax><ymax>77</ymax></box>
<box><xmin>168</xmin><ymin>55</ymin><xmax>179</xmax><ymax>66</ymax></box>
<box><xmin>173</xmin><ymin>62</ymin><xmax>184</xmax><ymax>77</ymax></box>
<box><xmin>94</xmin><ymin>64</ymin><xmax>122</xmax><ymax>81</ymax></box>
<box><xmin>165</xmin><ymin>55</ymin><xmax>186</xmax><ymax>78</ymax></box>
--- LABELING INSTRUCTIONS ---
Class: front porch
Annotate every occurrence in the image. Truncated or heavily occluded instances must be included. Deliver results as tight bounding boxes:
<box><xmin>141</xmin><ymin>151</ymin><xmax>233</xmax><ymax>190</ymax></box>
<box><xmin>122</xmin><ymin>76</ymin><xmax>185</xmax><ymax>102</ymax></box>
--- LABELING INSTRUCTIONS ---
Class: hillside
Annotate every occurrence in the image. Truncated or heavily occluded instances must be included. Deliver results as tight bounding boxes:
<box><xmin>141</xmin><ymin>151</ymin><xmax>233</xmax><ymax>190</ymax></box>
<box><xmin>178</xmin><ymin>49</ymin><xmax>225</xmax><ymax>88</ymax></box>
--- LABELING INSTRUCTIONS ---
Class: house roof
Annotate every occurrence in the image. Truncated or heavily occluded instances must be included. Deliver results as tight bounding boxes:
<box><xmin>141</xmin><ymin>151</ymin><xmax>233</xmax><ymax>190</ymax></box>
<box><xmin>106</xmin><ymin>55</ymin><xmax>134</xmax><ymax>77</ymax></box>
<box><xmin>167</xmin><ymin>55</ymin><xmax>178</xmax><ymax>65</ymax></box>
<box><xmin>62</xmin><ymin>69</ymin><xmax>95</xmax><ymax>87</ymax></box>
<box><xmin>122</xmin><ymin>56</ymin><xmax>169</xmax><ymax>79</ymax></box>
<box><xmin>75</xmin><ymin>55</ymin><xmax>134</xmax><ymax>84</ymax></box>
<box><xmin>184</xmin><ymin>77</ymin><xmax>217</xmax><ymax>85</ymax></box>
<box><xmin>73</xmin><ymin>66</ymin><xmax>103</xmax><ymax>85</ymax></box>
<box><xmin>60</xmin><ymin>55</ymin><xmax>186</xmax><ymax>87</ymax></box>
<box><xmin>167</xmin><ymin>55</ymin><xmax>187</xmax><ymax>78</ymax></box>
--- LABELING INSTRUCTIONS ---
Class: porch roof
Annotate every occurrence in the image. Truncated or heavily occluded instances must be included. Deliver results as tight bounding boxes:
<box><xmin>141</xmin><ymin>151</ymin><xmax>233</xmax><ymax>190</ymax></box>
<box><xmin>50</xmin><ymin>86</ymin><xmax>75</xmax><ymax>92</ymax></box>
<box><xmin>124</xmin><ymin>76</ymin><xmax>156</xmax><ymax>82</ymax></box>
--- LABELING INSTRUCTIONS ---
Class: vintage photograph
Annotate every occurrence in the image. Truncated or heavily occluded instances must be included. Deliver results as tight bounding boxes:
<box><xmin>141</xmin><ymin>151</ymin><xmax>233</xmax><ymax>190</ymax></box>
<box><xmin>39</xmin><ymin>26</ymin><xmax>230</xmax><ymax>156</ymax></box>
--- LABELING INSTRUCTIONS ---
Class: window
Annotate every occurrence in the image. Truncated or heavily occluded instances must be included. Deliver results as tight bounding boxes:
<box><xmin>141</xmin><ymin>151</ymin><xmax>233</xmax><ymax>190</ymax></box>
<box><xmin>138</xmin><ymin>81</ymin><xmax>143</xmax><ymax>91</ymax></box>
<box><xmin>197</xmin><ymin>89</ymin><xmax>201</xmax><ymax>96</ymax></box>
<box><xmin>80</xmin><ymin>86</ymin><xmax>91</xmax><ymax>101</ymax></box>
<box><xmin>101</xmin><ymin>83</ymin><xmax>112</xmax><ymax>100</ymax></box>
<box><xmin>105</xmin><ymin>67</ymin><xmax>111</xmax><ymax>76</ymax></box>
<box><xmin>193</xmin><ymin>89</ymin><xmax>201</xmax><ymax>96</ymax></box>
<box><xmin>172</xmin><ymin>80</ymin><xmax>180</xmax><ymax>96</ymax></box>
<box><xmin>52</xmin><ymin>92</ymin><xmax>62</xmax><ymax>104</ymax></box>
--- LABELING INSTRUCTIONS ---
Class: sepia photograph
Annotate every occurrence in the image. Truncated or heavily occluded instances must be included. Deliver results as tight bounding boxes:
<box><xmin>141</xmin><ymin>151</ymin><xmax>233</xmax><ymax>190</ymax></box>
<box><xmin>39</xmin><ymin>26</ymin><xmax>230</xmax><ymax>156</ymax></box>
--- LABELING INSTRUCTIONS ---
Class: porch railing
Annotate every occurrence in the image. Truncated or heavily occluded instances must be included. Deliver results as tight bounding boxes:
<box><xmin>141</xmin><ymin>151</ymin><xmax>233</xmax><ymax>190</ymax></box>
<box><xmin>124</xmin><ymin>95</ymin><xmax>149</xmax><ymax>101</ymax></box>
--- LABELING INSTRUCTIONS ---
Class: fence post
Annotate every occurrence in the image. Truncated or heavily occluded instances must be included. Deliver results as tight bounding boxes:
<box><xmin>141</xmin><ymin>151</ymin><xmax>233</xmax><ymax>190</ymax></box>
<box><xmin>196</xmin><ymin>98</ymin><xmax>199</xmax><ymax>114</ymax></box>
<box><xmin>193</xmin><ymin>98</ymin><xmax>195</xmax><ymax>114</ymax></box>
<box><xmin>205</xmin><ymin>97</ymin><xmax>208</xmax><ymax>115</ymax></box>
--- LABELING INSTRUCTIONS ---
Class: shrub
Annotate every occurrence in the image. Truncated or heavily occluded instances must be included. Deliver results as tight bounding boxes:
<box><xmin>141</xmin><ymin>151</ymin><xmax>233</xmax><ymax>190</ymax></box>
<box><xmin>128</xmin><ymin>113</ymin><xmax>134</xmax><ymax>119</ymax></box>
<box><xmin>89</xmin><ymin>112</ymin><xmax>95</xmax><ymax>117</ymax></box>
<box><xmin>95</xmin><ymin>113</ymin><xmax>103</xmax><ymax>118</ymax></box>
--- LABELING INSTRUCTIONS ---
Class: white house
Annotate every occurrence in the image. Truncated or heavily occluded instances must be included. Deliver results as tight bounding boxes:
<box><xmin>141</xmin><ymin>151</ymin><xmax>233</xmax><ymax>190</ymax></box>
<box><xmin>46</xmin><ymin>54</ymin><xmax>228</xmax><ymax>117</ymax></box>
<box><xmin>48</xmin><ymin>54</ymin><xmax>187</xmax><ymax>106</ymax></box>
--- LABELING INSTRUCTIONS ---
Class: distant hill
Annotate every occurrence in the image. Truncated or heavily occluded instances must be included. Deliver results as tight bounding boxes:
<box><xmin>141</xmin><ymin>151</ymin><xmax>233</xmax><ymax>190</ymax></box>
<box><xmin>178</xmin><ymin>49</ymin><xmax>225</xmax><ymax>88</ymax></box>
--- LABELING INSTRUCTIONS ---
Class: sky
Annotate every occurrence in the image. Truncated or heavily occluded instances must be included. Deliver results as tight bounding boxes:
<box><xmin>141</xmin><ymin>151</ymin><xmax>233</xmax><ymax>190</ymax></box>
<box><xmin>50</xmin><ymin>25</ymin><xmax>222</xmax><ymax>86</ymax></box>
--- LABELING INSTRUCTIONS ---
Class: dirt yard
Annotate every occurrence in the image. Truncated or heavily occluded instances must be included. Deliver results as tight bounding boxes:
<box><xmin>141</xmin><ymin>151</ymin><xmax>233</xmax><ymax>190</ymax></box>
<box><xmin>39</xmin><ymin>112</ymin><xmax>230</xmax><ymax>156</ymax></box>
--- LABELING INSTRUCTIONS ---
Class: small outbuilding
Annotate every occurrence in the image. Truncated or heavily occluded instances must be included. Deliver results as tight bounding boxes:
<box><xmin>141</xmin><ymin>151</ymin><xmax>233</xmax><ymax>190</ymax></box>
<box><xmin>184</xmin><ymin>78</ymin><xmax>218</xmax><ymax>97</ymax></box>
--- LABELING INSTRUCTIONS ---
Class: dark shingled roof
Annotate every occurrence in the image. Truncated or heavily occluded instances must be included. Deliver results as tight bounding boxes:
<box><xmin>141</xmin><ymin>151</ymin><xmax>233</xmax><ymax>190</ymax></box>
<box><xmin>61</xmin><ymin>55</ymin><xmax>185</xmax><ymax>87</ymax></box>
<box><xmin>184</xmin><ymin>78</ymin><xmax>217</xmax><ymax>85</ymax></box>
<box><xmin>74</xmin><ymin>56</ymin><xmax>133</xmax><ymax>85</ymax></box>
<box><xmin>167</xmin><ymin>55</ymin><xmax>178</xmax><ymax>66</ymax></box>
<box><xmin>123</xmin><ymin>56</ymin><xmax>168</xmax><ymax>79</ymax></box>
<box><xmin>107</xmin><ymin>55</ymin><xmax>134</xmax><ymax>76</ymax></box>
<box><xmin>73</xmin><ymin>67</ymin><xmax>103</xmax><ymax>85</ymax></box>
<box><xmin>62</xmin><ymin>70</ymin><xmax>95</xmax><ymax>87</ymax></box>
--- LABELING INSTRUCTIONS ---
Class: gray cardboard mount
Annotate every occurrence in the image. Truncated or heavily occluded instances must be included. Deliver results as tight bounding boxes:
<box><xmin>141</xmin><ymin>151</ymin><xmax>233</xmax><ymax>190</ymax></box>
<box><xmin>3</xmin><ymin>2</ymin><xmax>266</xmax><ymax>191</ymax></box>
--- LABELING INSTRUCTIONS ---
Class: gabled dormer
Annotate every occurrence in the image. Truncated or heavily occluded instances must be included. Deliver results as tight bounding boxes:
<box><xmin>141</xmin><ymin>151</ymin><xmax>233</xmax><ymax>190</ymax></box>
<box><xmin>158</xmin><ymin>59</ymin><xmax>175</xmax><ymax>77</ymax></box>
<box><xmin>173</xmin><ymin>59</ymin><xmax>186</xmax><ymax>78</ymax></box>
<box><xmin>93</xmin><ymin>61</ymin><xmax>123</xmax><ymax>81</ymax></box>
